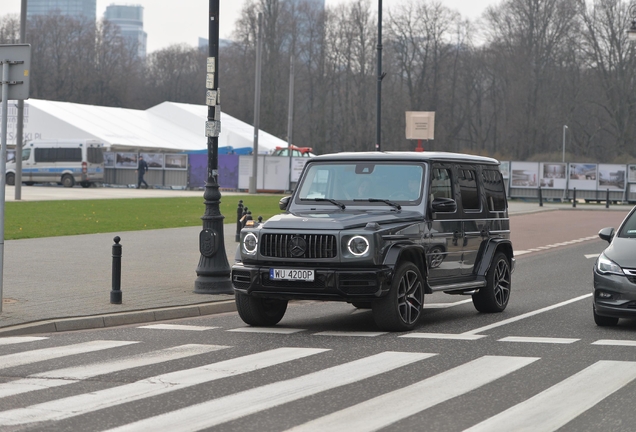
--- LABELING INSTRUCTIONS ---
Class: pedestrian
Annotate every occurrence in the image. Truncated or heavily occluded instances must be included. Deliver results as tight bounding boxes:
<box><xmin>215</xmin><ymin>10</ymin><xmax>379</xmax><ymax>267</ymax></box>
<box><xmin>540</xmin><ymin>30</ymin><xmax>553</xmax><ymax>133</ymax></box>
<box><xmin>136</xmin><ymin>155</ymin><xmax>149</xmax><ymax>189</ymax></box>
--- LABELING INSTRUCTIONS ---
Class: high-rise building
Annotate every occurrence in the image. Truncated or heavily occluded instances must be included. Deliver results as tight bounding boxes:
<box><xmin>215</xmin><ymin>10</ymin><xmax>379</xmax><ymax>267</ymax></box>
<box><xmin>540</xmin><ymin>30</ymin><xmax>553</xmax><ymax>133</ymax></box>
<box><xmin>104</xmin><ymin>4</ymin><xmax>147</xmax><ymax>58</ymax></box>
<box><xmin>27</xmin><ymin>0</ymin><xmax>97</xmax><ymax>20</ymax></box>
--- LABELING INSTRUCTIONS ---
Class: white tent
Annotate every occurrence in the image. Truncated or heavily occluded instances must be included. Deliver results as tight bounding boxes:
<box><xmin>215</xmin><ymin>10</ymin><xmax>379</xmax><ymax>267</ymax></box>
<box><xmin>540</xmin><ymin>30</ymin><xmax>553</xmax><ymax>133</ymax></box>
<box><xmin>5</xmin><ymin>99</ymin><xmax>285</xmax><ymax>153</ymax></box>
<box><xmin>147</xmin><ymin>102</ymin><xmax>281</xmax><ymax>154</ymax></box>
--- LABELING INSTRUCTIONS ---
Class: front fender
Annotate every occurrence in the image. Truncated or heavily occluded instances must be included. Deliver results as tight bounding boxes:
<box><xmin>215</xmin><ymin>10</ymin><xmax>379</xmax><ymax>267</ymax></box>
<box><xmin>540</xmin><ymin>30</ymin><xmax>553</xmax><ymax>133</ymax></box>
<box><xmin>382</xmin><ymin>243</ymin><xmax>427</xmax><ymax>274</ymax></box>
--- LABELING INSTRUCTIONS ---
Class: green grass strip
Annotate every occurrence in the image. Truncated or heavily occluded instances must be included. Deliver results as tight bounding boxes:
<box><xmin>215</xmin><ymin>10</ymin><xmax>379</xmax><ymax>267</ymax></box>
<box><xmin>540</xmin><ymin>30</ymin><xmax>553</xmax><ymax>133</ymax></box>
<box><xmin>6</xmin><ymin>195</ymin><xmax>286</xmax><ymax>240</ymax></box>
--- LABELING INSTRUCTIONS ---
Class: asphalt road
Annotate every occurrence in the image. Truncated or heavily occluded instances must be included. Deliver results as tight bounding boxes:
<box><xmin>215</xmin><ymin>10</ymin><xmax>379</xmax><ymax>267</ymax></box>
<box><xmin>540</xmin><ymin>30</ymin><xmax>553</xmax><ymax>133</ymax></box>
<box><xmin>2</xmin><ymin>235</ymin><xmax>636</xmax><ymax>431</ymax></box>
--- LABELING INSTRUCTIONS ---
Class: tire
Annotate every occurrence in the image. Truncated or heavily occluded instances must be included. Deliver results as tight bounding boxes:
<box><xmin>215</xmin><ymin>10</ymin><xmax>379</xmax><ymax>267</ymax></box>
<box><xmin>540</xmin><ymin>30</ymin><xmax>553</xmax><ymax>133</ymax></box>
<box><xmin>6</xmin><ymin>173</ymin><xmax>15</xmax><ymax>186</ymax></box>
<box><xmin>25</xmin><ymin>182</ymin><xmax>34</xmax><ymax>186</ymax></box>
<box><xmin>351</xmin><ymin>302</ymin><xmax>372</xmax><ymax>309</ymax></box>
<box><xmin>62</xmin><ymin>175</ymin><xmax>75</xmax><ymax>188</ymax></box>
<box><xmin>372</xmin><ymin>261</ymin><xmax>424</xmax><ymax>331</ymax></box>
<box><xmin>593</xmin><ymin>307</ymin><xmax>618</xmax><ymax>326</ymax></box>
<box><xmin>235</xmin><ymin>292</ymin><xmax>288</xmax><ymax>326</ymax></box>
<box><xmin>80</xmin><ymin>181</ymin><xmax>91</xmax><ymax>188</ymax></box>
<box><xmin>473</xmin><ymin>252</ymin><xmax>511</xmax><ymax>313</ymax></box>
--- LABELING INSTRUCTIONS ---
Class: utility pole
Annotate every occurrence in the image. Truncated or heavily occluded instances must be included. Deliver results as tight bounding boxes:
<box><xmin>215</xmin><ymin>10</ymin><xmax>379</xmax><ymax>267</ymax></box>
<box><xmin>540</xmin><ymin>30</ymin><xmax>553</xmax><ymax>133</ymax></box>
<box><xmin>194</xmin><ymin>0</ymin><xmax>232</xmax><ymax>294</ymax></box>
<box><xmin>287</xmin><ymin>55</ymin><xmax>294</xmax><ymax>192</ymax></box>
<box><xmin>250</xmin><ymin>13</ymin><xmax>263</xmax><ymax>194</ymax></box>
<box><xmin>15</xmin><ymin>0</ymin><xmax>27</xmax><ymax>200</ymax></box>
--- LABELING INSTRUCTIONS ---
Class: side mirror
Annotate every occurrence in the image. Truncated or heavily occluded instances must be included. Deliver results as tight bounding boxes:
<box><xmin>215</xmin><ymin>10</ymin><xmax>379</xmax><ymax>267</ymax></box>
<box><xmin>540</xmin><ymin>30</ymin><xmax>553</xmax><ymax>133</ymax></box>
<box><xmin>431</xmin><ymin>197</ymin><xmax>457</xmax><ymax>213</ymax></box>
<box><xmin>598</xmin><ymin>227</ymin><xmax>615</xmax><ymax>243</ymax></box>
<box><xmin>279</xmin><ymin>195</ymin><xmax>291</xmax><ymax>211</ymax></box>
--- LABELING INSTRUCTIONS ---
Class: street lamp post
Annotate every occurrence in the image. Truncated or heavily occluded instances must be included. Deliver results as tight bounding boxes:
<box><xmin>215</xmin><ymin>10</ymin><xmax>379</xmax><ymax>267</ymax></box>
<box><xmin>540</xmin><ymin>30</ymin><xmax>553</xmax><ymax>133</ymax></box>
<box><xmin>376</xmin><ymin>0</ymin><xmax>384</xmax><ymax>152</ymax></box>
<box><xmin>562</xmin><ymin>125</ymin><xmax>568</xmax><ymax>163</ymax></box>
<box><xmin>194</xmin><ymin>0</ymin><xmax>233</xmax><ymax>294</ymax></box>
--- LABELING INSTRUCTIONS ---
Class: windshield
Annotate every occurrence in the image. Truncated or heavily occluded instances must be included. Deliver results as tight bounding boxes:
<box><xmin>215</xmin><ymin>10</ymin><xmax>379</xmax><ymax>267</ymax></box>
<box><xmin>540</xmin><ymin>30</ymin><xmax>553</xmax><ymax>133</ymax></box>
<box><xmin>296</xmin><ymin>162</ymin><xmax>425</xmax><ymax>206</ymax></box>
<box><xmin>619</xmin><ymin>209</ymin><xmax>636</xmax><ymax>238</ymax></box>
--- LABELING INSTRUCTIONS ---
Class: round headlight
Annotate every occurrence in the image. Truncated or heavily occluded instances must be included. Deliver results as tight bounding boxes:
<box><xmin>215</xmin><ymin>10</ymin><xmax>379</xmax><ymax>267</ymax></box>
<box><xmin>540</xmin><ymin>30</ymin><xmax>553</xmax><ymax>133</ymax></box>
<box><xmin>347</xmin><ymin>236</ymin><xmax>369</xmax><ymax>256</ymax></box>
<box><xmin>243</xmin><ymin>233</ymin><xmax>258</xmax><ymax>254</ymax></box>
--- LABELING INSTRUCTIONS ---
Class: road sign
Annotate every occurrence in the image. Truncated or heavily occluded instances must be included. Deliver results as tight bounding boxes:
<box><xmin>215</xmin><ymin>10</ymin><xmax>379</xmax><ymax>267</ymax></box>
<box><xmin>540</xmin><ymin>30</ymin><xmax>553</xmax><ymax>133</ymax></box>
<box><xmin>0</xmin><ymin>44</ymin><xmax>31</xmax><ymax>101</ymax></box>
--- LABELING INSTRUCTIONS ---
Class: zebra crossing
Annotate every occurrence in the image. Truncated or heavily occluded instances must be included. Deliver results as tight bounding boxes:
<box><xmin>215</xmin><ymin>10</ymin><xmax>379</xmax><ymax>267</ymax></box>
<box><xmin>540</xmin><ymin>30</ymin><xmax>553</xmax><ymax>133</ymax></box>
<box><xmin>1</xmin><ymin>337</ymin><xmax>635</xmax><ymax>431</ymax></box>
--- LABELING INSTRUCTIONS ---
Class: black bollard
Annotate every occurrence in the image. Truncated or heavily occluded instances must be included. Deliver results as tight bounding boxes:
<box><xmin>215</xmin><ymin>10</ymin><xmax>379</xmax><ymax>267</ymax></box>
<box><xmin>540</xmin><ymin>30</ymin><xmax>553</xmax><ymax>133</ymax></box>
<box><xmin>258</xmin><ymin>216</ymin><xmax>263</xmax><ymax>223</ymax></box>
<box><xmin>236</xmin><ymin>200</ymin><xmax>244</xmax><ymax>242</ymax></box>
<box><xmin>110</xmin><ymin>236</ymin><xmax>122</xmax><ymax>304</ymax></box>
<box><xmin>538</xmin><ymin>186</ymin><xmax>543</xmax><ymax>207</ymax></box>
<box><xmin>606</xmin><ymin>188</ymin><xmax>610</xmax><ymax>208</ymax></box>
<box><xmin>573</xmin><ymin>188</ymin><xmax>577</xmax><ymax>208</ymax></box>
<box><xmin>241</xmin><ymin>207</ymin><xmax>249</xmax><ymax>228</ymax></box>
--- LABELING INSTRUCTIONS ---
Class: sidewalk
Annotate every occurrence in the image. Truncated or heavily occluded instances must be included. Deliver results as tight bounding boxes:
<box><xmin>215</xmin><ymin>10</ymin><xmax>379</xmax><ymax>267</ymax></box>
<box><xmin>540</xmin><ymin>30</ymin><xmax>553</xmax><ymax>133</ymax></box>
<box><xmin>0</xmin><ymin>187</ymin><xmax>631</xmax><ymax>336</ymax></box>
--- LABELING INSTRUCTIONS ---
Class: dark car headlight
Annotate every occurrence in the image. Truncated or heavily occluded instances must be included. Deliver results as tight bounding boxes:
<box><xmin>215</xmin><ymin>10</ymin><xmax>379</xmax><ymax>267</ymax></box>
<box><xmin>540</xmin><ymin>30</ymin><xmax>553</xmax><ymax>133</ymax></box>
<box><xmin>243</xmin><ymin>232</ymin><xmax>258</xmax><ymax>255</ymax></box>
<box><xmin>596</xmin><ymin>253</ymin><xmax>623</xmax><ymax>276</ymax></box>
<box><xmin>347</xmin><ymin>236</ymin><xmax>370</xmax><ymax>257</ymax></box>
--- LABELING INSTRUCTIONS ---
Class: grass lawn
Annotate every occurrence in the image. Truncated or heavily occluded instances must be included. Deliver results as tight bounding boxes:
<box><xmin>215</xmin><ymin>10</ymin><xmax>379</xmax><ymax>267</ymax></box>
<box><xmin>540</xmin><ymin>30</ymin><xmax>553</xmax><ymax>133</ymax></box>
<box><xmin>6</xmin><ymin>195</ymin><xmax>286</xmax><ymax>240</ymax></box>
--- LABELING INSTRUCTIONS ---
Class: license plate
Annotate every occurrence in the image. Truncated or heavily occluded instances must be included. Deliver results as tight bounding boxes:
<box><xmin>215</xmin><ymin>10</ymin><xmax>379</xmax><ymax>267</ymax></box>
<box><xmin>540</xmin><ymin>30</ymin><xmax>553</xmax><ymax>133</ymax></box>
<box><xmin>270</xmin><ymin>268</ymin><xmax>314</xmax><ymax>282</ymax></box>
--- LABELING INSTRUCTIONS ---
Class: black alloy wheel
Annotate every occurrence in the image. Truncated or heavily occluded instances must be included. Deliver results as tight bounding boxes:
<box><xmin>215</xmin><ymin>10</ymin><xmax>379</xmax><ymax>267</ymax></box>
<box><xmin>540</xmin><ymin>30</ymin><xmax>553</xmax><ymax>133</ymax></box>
<box><xmin>593</xmin><ymin>306</ymin><xmax>619</xmax><ymax>326</ymax></box>
<box><xmin>235</xmin><ymin>292</ymin><xmax>288</xmax><ymax>326</ymax></box>
<box><xmin>373</xmin><ymin>261</ymin><xmax>424</xmax><ymax>331</ymax></box>
<box><xmin>473</xmin><ymin>252</ymin><xmax>511</xmax><ymax>313</ymax></box>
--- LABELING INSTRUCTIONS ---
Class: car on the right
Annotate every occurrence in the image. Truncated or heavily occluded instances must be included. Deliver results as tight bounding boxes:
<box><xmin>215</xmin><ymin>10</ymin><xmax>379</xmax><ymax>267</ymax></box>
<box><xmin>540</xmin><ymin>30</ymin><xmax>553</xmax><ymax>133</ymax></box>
<box><xmin>593</xmin><ymin>205</ymin><xmax>636</xmax><ymax>326</ymax></box>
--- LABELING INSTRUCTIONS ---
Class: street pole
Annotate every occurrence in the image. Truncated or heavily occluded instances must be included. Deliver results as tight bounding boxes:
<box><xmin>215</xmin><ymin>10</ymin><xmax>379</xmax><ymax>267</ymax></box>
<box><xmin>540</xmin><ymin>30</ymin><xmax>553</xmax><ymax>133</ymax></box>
<box><xmin>194</xmin><ymin>0</ymin><xmax>233</xmax><ymax>294</ymax></box>
<box><xmin>287</xmin><ymin>55</ymin><xmax>294</xmax><ymax>192</ymax></box>
<box><xmin>249</xmin><ymin>13</ymin><xmax>263</xmax><ymax>194</ymax></box>
<box><xmin>376</xmin><ymin>0</ymin><xmax>383</xmax><ymax>152</ymax></box>
<box><xmin>15</xmin><ymin>0</ymin><xmax>27</xmax><ymax>201</ymax></box>
<box><xmin>562</xmin><ymin>125</ymin><xmax>568</xmax><ymax>163</ymax></box>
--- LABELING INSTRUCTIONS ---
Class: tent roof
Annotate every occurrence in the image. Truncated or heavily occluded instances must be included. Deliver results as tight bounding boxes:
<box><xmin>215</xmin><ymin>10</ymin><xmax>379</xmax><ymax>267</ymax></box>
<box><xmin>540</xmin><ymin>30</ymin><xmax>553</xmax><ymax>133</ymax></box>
<box><xmin>22</xmin><ymin>99</ymin><xmax>286</xmax><ymax>153</ymax></box>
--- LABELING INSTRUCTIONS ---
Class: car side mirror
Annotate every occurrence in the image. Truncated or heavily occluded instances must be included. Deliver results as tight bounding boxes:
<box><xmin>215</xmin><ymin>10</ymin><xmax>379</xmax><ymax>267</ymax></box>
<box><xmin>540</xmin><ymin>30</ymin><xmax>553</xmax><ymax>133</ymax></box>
<box><xmin>431</xmin><ymin>197</ymin><xmax>457</xmax><ymax>213</ymax></box>
<box><xmin>279</xmin><ymin>195</ymin><xmax>291</xmax><ymax>211</ymax></box>
<box><xmin>598</xmin><ymin>227</ymin><xmax>614</xmax><ymax>243</ymax></box>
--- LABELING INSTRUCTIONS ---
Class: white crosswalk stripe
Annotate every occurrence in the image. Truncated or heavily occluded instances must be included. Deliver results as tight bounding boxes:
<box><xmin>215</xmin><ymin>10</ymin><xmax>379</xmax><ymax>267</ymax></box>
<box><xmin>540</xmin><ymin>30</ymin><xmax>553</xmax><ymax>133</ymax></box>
<box><xmin>0</xmin><ymin>347</ymin><xmax>328</xmax><ymax>427</ymax></box>
<box><xmin>285</xmin><ymin>356</ymin><xmax>538</xmax><ymax>432</ymax></box>
<box><xmin>0</xmin><ymin>344</ymin><xmax>226</xmax><ymax>399</ymax></box>
<box><xmin>104</xmin><ymin>351</ymin><xmax>435</xmax><ymax>432</ymax></box>
<box><xmin>464</xmin><ymin>360</ymin><xmax>636</xmax><ymax>432</ymax></box>
<box><xmin>0</xmin><ymin>340</ymin><xmax>138</xmax><ymax>370</ymax></box>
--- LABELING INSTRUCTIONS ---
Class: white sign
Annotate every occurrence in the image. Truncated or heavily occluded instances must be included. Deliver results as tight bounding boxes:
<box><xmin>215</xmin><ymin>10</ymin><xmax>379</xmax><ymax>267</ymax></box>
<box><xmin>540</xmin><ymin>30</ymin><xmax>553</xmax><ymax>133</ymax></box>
<box><xmin>405</xmin><ymin>111</ymin><xmax>435</xmax><ymax>140</ymax></box>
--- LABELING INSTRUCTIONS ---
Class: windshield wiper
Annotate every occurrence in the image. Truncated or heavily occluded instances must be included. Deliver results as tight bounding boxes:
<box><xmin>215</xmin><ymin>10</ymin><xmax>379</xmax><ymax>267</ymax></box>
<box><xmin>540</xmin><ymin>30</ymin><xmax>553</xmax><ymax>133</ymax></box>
<box><xmin>301</xmin><ymin>198</ymin><xmax>346</xmax><ymax>209</ymax></box>
<box><xmin>354</xmin><ymin>198</ymin><xmax>401</xmax><ymax>210</ymax></box>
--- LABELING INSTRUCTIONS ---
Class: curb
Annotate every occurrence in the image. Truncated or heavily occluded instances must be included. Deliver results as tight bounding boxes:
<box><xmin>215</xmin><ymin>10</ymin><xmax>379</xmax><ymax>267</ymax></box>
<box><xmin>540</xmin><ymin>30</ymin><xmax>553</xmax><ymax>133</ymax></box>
<box><xmin>0</xmin><ymin>300</ymin><xmax>237</xmax><ymax>337</ymax></box>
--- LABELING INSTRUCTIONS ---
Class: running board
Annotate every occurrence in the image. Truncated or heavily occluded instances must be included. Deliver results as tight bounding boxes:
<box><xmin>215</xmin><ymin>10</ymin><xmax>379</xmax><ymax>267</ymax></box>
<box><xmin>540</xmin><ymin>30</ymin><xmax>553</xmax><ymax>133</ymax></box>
<box><xmin>429</xmin><ymin>280</ymin><xmax>486</xmax><ymax>295</ymax></box>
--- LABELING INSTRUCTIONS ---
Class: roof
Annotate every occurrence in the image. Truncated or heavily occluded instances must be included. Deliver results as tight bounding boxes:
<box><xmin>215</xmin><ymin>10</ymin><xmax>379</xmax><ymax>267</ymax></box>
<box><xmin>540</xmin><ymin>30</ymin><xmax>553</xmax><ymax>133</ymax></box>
<box><xmin>13</xmin><ymin>99</ymin><xmax>287</xmax><ymax>153</ymax></box>
<box><xmin>312</xmin><ymin>151</ymin><xmax>500</xmax><ymax>165</ymax></box>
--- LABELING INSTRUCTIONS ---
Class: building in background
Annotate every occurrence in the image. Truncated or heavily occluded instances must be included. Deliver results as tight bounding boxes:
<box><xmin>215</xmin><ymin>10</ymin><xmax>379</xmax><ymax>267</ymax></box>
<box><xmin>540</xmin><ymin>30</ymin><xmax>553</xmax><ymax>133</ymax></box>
<box><xmin>104</xmin><ymin>4</ymin><xmax>147</xmax><ymax>58</ymax></box>
<box><xmin>27</xmin><ymin>0</ymin><xmax>96</xmax><ymax>20</ymax></box>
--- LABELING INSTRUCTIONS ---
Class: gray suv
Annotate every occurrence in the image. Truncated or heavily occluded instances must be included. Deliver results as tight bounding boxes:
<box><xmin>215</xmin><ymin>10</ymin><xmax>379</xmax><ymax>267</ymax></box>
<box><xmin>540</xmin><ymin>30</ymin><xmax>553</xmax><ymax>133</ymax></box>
<box><xmin>232</xmin><ymin>152</ymin><xmax>514</xmax><ymax>331</ymax></box>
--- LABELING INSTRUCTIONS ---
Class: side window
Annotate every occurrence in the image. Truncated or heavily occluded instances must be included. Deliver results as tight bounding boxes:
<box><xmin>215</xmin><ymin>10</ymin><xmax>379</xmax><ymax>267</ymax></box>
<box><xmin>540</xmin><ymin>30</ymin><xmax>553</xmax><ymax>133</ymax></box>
<box><xmin>34</xmin><ymin>148</ymin><xmax>53</xmax><ymax>163</ymax></box>
<box><xmin>22</xmin><ymin>148</ymin><xmax>31</xmax><ymax>161</ymax></box>
<box><xmin>430</xmin><ymin>168</ymin><xmax>453</xmax><ymax>199</ymax></box>
<box><xmin>483</xmin><ymin>169</ymin><xmax>506</xmax><ymax>212</ymax></box>
<box><xmin>56</xmin><ymin>148</ymin><xmax>82</xmax><ymax>162</ymax></box>
<box><xmin>458</xmin><ymin>168</ymin><xmax>480</xmax><ymax>211</ymax></box>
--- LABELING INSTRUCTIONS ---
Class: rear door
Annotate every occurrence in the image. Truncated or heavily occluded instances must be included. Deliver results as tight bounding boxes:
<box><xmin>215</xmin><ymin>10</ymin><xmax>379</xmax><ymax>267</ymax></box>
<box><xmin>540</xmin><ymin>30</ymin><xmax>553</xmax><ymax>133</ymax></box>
<box><xmin>457</xmin><ymin>164</ymin><xmax>487</xmax><ymax>276</ymax></box>
<box><xmin>426</xmin><ymin>165</ymin><xmax>463</xmax><ymax>281</ymax></box>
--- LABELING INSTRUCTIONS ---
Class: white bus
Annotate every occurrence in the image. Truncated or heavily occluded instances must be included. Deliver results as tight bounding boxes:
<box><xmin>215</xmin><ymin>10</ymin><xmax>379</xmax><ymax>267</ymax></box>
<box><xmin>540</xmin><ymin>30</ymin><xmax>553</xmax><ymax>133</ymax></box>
<box><xmin>7</xmin><ymin>139</ymin><xmax>105</xmax><ymax>188</ymax></box>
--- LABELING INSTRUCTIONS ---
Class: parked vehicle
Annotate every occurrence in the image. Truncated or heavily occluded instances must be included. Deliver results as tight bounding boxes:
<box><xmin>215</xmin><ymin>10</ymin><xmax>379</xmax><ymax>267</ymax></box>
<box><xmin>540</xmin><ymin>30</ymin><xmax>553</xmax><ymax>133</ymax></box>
<box><xmin>272</xmin><ymin>145</ymin><xmax>316</xmax><ymax>157</ymax></box>
<box><xmin>593</xmin><ymin>205</ymin><xmax>636</xmax><ymax>326</ymax></box>
<box><xmin>6</xmin><ymin>139</ymin><xmax>105</xmax><ymax>188</ymax></box>
<box><xmin>232</xmin><ymin>151</ymin><xmax>514</xmax><ymax>331</ymax></box>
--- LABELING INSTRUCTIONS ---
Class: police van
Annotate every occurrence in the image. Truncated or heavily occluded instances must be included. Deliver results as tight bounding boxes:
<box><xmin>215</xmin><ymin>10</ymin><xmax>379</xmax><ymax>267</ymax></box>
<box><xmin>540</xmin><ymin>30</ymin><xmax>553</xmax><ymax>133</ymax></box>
<box><xmin>7</xmin><ymin>139</ymin><xmax>105</xmax><ymax>188</ymax></box>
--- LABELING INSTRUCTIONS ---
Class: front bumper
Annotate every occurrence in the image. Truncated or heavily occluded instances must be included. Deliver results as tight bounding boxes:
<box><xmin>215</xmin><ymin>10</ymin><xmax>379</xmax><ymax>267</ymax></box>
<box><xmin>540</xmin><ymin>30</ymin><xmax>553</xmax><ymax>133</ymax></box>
<box><xmin>593</xmin><ymin>270</ymin><xmax>636</xmax><ymax>318</ymax></box>
<box><xmin>231</xmin><ymin>262</ymin><xmax>393</xmax><ymax>301</ymax></box>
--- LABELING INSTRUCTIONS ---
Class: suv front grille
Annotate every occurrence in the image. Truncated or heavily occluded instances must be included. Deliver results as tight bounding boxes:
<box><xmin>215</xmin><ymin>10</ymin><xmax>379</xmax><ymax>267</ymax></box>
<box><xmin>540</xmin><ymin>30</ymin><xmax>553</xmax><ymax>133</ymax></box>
<box><xmin>261</xmin><ymin>234</ymin><xmax>338</xmax><ymax>259</ymax></box>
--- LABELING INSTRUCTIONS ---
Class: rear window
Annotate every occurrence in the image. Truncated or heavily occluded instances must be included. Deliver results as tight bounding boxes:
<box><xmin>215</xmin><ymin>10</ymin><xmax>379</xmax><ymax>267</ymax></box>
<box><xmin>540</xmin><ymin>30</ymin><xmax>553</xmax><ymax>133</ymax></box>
<box><xmin>88</xmin><ymin>147</ymin><xmax>104</xmax><ymax>164</ymax></box>
<box><xmin>483</xmin><ymin>169</ymin><xmax>507</xmax><ymax>212</ymax></box>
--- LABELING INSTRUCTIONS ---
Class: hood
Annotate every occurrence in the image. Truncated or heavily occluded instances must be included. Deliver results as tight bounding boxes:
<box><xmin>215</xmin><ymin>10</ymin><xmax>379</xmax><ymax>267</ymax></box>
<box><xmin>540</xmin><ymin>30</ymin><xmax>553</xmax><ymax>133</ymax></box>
<box><xmin>605</xmin><ymin>237</ymin><xmax>636</xmax><ymax>269</ymax></box>
<box><xmin>263</xmin><ymin>210</ymin><xmax>423</xmax><ymax>230</ymax></box>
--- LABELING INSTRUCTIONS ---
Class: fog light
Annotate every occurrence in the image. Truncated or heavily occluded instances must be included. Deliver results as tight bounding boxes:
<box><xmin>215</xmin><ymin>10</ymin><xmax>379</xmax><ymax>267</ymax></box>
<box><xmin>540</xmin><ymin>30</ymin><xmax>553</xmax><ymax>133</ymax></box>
<box><xmin>598</xmin><ymin>291</ymin><xmax>613</xmax><ymax>299</ymax></box>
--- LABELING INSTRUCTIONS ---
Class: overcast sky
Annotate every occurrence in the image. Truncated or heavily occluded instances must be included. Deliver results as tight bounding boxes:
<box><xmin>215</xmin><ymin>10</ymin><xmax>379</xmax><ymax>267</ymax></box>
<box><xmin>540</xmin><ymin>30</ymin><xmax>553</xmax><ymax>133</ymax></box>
<box><xmin>4</xmin><ymin>0</ymin><xmax>498</xmax><ymax>54</ymax></box>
